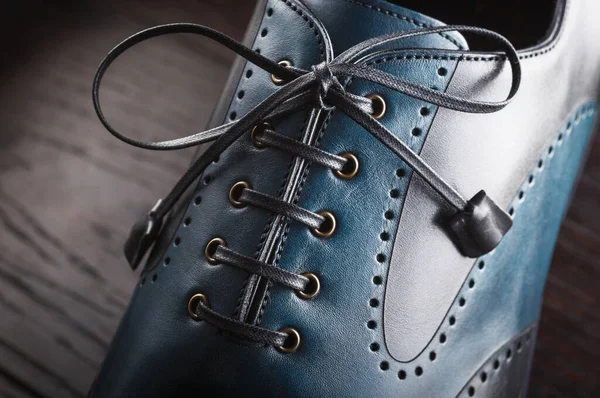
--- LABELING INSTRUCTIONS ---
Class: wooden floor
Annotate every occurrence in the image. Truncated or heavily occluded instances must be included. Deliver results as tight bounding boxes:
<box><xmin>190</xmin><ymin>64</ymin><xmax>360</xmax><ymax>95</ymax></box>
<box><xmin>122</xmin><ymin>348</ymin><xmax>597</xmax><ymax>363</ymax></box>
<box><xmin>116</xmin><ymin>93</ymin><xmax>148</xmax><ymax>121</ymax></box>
<box><xmin>0</xmin><ymin>1</ymin><xmax>597</xmax><ymax>397</ymax></box>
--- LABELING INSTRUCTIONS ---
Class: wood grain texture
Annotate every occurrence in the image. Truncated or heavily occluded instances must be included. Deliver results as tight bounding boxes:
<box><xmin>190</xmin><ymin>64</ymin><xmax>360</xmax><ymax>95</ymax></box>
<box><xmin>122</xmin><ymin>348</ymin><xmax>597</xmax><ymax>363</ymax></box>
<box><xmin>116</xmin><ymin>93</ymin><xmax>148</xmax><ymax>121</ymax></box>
<box><xmin>0</xmin><ymin>1</ymin><xmax>597</xmax><ymax>397</ymax></box>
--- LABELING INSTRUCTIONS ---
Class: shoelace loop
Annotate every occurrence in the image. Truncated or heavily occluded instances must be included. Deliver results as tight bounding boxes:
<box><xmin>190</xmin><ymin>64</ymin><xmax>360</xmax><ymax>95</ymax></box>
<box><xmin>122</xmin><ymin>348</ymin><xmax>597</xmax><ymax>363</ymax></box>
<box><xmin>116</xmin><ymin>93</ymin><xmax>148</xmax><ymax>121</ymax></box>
<box><xmin>93</xmin><ymin>21</ymin><xmax>521</xmax><ymax>348</ymax></box>
<box><xmin>311</xmin><ymin>61</ymin><xmax>343</xmax><ymax>110</ymax></box>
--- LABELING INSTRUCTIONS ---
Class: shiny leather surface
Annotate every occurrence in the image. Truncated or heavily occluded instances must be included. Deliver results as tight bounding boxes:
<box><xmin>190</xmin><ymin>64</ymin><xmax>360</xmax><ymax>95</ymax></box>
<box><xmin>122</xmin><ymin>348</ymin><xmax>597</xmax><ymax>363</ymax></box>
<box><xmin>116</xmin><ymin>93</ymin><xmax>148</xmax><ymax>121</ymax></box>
<box><xmin>90</xmin><ymin>0</ymin><xmax>600</xmax><ymax>396</ymax></box>
<box><xmin>237</xmin><ymin>0</ymin><xmax>467</xmax><ymax>325</ymax></box>
<box><xmin>455</xmin><ymin>324</ymin><xmax>537</xmax><ymax>398</ymax></box>
<box><xmin>91</xmin><ymin>1</ymin><xmax>463</xmax><ymax>396</ymax></box>
<box><xmin>385</xmin><ymin>0</ymin><xmax>600</xmax><ymax>361</ymax></box>
<box><xmin>301</xmin><ymin>0</ymin><xmax>468</xmax><ymax>53</ymax></box>
<box><xmin>91</xmin><ymin>1</ymin><xmax>328</xmax><ymax>396</ymax></box>
<box><xmin>256</xmin><ymin>103</ymin><xmax>595</xmax><ymax>397</ymax></box>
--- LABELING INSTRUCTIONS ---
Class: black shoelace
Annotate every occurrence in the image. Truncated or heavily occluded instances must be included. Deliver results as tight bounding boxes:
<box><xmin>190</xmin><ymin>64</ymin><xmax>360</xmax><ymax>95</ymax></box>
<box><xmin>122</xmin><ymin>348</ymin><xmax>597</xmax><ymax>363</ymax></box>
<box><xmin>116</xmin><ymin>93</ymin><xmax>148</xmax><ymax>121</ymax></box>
<box><xmin>93</xmin><ymin>22</ymin><xmax>521</xmax><ymax>349</ymax></box>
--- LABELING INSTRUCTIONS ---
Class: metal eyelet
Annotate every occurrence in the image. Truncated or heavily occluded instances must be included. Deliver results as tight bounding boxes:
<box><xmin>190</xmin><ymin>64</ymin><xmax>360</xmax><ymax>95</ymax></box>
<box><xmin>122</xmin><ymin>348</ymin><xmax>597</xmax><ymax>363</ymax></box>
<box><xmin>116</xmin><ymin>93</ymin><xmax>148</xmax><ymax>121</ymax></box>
<box><xmin>205</xmin><ymin>237</ymin><xmax>226</xmax><ymax>264</ymax></box>
<box><xmin>295</xmin><ymin>273</ymin><xmax>320</xmax><ymax>300</ymax></box>
<box><xmin>367</xmin><ymin>94</ymin><xmax>386</xmax><ymax>119</ymax></box>
<box><xmin>311</xmin><ymin>211</ymin><xmax>336</xmax><ymax>238</ymax></box>
<box><xmin>251</xmin><ymin>122</ymin><xmax>270</xmax><ymax>148</ymax></box>
<box><xmin>277</xmin><ymin>327</ymin><xmax>301</xmax><ymax>353</ymax></box>
<box><xmin>229</xmin><ymin>181</ymin><xmax>251</xmax><ymax>208</ymax></box>
<box><xmin>271</xmin><ymin>60</ymin><xmax>292</xmax><ymax>85</ymax></box>
<box><xmin>334</xmin><ymin>153</ymin><xmax>359</xmax><ymax>180</ymax></box>
<box><xmin>187</xmin><ymin>293</ymin><xmax>209</xmax><ymax>320</ymax></box>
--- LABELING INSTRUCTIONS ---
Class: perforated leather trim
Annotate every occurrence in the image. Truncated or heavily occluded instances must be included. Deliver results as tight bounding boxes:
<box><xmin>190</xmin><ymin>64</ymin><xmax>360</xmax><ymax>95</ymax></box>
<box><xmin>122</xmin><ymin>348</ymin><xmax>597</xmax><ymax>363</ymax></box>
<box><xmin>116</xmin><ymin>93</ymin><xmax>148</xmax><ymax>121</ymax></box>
<box><xmin>370</xmin><ymin>103</ymin><xmax>596</xmax><ymax>379</ymax></box>
<box><xmin>384</xmin><ymin>0</ymin><xmax>600</xmax><ymax>359</ymax></box>
<box><xmin>455</xmin><ymin>324</ymin><xmax>537</xmax><ymax>398</ymax></box>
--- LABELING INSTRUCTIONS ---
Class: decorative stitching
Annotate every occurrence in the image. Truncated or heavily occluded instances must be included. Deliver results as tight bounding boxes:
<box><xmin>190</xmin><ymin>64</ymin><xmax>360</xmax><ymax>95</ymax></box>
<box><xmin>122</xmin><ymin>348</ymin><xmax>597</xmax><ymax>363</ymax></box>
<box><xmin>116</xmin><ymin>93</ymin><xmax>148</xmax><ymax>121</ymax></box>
<box><xmin>337</xmin><ymin>0</ymin><xmax>466</xmax><ymax>50</ymax></box>
<box><xmin>339</xmin><ymin>0</ymin><xmax>568</xmax><ymax>60</ymax></box>
<box><xmin>279</xmin><ymin>0</ymin><xmax>325</xmax><ymax>59</ymax></box>
<box><xmin>331</xmin><ymin>0</ymin><xmax>565</xmax><ymax>61</ymax></box>
<box><xmin>228</xmin><ymin>0</ymin><xmax>327</xmax><ymax>143</ymax></box>
<box><xmin>370</xmin><ymin>54</ymin><xmax>504</xmax><ymax>64</ymax></box>
<box><xmin>518</xmin><ymin>42</ymin><xmax>558</xmax><ymax>60</ymax></box>
<box><xmin>516</xmin><ymin>0</ymin><xmax>569</xmax><ymax>60</ymax></box>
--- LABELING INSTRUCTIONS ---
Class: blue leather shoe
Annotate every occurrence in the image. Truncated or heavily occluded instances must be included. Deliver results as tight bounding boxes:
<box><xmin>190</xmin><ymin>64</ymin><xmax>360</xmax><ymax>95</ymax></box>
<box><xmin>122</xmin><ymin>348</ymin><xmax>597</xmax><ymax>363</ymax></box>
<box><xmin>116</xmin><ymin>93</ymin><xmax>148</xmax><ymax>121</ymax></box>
<box><xmin>89</xmin><ymin>0</ymin><xmax>600</xmax><ymax>396</ymax></box>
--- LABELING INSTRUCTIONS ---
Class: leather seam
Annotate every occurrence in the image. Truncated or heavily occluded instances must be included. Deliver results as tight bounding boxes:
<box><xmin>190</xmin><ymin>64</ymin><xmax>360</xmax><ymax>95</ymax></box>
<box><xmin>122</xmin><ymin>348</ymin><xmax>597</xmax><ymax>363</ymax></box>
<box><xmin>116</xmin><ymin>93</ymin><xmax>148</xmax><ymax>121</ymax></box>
<box><xmin>368</xmin><ymin>53</ymin><xmax>559</xmax><ymax>63</ymax></box>
<box><xmin>254</xmin><ymin>112</ymin><xmax>313</xmax><ymax>325</ymax></box>
<box><xmin>279</xmin><ymin>0</ymin><xmax>325</xmax><ymax>59</ymax></box>
<box><xmin>373</xmin><ymin>54</ymin><xmax>501</xmax><ymax>62</ymax></box>
<box><xmin>456</xmin><ymin>323</ymin><xmax>538</xmax><ymax>397</ymax></box>
<box><xmin>234</xmin><ymin>0</ymin><xmax>328</xmax><ymax>325</ymax></box>
<box><xmin>352</xmin><ymin>54</ymin><xmax>456</xmax><ymax>374</ymax></box>
<box><xmin>502</xmin><ymin>101</ymin><xmax>596</xmax><ymax>221</ymax></box>
<box><xmin>256</xmin><ymin>112</ymin><xmax>333</xmax><ymax>325</ymax></box>
<box><xmin>232</xmin><ymin>211</ymin><xmax>276</xmax><ymax>321</ymax></box>
<box><xmin>336</xmin><ymin>0</ymin><xmax>466</xmax><ymax>50</ymax></box>
<box><xmin>517</xmin><ymin>0</ymin><xmax>568</xmax><ymax>59</ymax></box>
<box><xmin>518</xmin><ymin>41</ymin><xmax>559</xmax><ymax>60</ymax></box>
<box><xmin>226</xmin><ymin>0</ymin><xmax>327</xmax><ymax>124</ymax></box>
<box><xmin>338</xmin><ymin>0</ymin><xmax>568</xmax><ymax>60</ymax></box>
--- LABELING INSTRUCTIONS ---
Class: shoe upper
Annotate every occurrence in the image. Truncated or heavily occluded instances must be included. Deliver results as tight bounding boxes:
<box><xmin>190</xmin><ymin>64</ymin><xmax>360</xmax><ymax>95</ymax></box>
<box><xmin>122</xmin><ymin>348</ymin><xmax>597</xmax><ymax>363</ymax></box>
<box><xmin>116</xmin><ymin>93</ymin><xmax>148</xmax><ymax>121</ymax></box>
<box><xmin>90</xmin><ymin>0</ymin><xmax>600</xmax><ymax>397</ymax></box>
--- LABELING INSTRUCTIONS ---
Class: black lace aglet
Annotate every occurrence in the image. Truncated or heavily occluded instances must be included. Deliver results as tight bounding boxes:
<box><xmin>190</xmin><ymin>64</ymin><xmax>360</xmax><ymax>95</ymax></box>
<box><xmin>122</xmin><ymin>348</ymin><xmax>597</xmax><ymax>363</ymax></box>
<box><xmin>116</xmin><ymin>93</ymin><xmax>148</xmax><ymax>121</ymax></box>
<box><xmin>448</xmin><ymin>190</ymin><xmax>513</xmax><ymax>258</ymax></box>
<box><xmin>124</xmin><ymin>199</ymin><xmax>164</xmax><ymax>270</ymax></box>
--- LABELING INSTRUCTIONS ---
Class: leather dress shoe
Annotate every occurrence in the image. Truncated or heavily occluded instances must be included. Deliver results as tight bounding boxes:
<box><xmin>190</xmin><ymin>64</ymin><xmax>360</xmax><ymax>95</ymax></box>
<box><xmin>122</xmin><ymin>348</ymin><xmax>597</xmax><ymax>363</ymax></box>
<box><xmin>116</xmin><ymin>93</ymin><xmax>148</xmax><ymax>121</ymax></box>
<box><xmin>88</xmin><ymin>0</ymin><xmax>600</xmax><ymax>396</ymax></box>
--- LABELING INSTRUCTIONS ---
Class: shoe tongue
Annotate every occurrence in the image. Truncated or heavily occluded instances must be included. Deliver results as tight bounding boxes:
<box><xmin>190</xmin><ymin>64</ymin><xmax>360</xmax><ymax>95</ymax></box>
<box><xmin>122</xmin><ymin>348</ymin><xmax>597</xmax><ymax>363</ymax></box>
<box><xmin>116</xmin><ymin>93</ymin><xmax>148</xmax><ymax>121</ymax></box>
<box><xmin>302</xmin><ymin>0</ymin><xmax>469</xmax><ymax>53</ymax></box>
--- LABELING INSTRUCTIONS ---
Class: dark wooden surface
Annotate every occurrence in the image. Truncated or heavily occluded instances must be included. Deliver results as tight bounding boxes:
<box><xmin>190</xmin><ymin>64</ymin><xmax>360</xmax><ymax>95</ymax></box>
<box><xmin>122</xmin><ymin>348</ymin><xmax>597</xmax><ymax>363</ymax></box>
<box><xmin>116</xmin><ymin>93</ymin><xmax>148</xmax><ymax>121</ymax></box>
<box><xmin>0</xmin><ymin>1</ymin><xmax>597</xmax><ymax>397</ymax></box>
